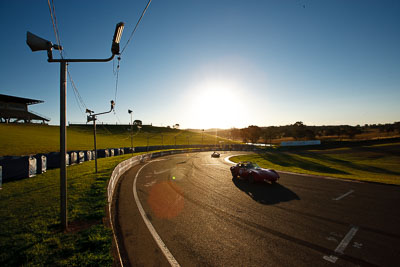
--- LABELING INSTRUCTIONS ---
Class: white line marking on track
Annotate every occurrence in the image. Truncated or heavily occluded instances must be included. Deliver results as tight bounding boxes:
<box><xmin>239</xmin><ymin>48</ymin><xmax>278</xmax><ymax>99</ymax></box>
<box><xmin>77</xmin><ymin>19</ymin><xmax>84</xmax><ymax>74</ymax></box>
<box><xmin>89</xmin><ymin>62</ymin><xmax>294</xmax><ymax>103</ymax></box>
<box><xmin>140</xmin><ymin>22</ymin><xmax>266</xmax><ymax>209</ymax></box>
<box><xmin>335</xmin><ymin>226</ymin><xmax>358</xmax><ymax>254</ymax></box>
<box><xmin>224</xmin><ymin>155</ymin><xmax>241</xmax><ymax>165</ymax></box>
<box><xmin>333</xmin><ymin>190</ymin><xmax>354</xmax><ymax>201</ymax></box>
<box><xmin>133</xmin><ymin>162</ymin><xmax>180</xmax><ymax>267</ymax></box>
<box><xmin>323</xmin><ymin>255</ymin><xmax>339</xmax><ymax>263</ymax></box>
<box><xmin>154</xmin><ymin>169</ymin><xmax>170</xmax><ymax>175</ymax></box>
<box><xmin>144</xmin><ymin>180</ymin><xmax>157</xmax><ymax>187</ymax></box>
<box><xmin>323</xmin><ymin>226</ymin><xmax>359</xmax><ymax>263</ymax></box>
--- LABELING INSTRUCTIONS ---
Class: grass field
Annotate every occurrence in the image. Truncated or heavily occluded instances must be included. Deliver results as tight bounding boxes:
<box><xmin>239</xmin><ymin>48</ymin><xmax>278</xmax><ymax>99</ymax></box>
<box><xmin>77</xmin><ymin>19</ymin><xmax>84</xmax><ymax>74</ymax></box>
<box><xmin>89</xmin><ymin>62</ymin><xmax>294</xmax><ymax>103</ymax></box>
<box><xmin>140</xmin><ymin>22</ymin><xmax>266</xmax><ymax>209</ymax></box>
<box><xmin>0</xmin><ymin>151</ymin><xmax>155</xmax><ymax>266</ymax></box>
<box><xmin>0</xmin><ymin>124</ymin><xmax>235</xmax><ymax>156</ymax></box>
<box><xmin>230</xmin><ymin>142</ymin><xmax>400</xmax><ymax>185</ymax></box>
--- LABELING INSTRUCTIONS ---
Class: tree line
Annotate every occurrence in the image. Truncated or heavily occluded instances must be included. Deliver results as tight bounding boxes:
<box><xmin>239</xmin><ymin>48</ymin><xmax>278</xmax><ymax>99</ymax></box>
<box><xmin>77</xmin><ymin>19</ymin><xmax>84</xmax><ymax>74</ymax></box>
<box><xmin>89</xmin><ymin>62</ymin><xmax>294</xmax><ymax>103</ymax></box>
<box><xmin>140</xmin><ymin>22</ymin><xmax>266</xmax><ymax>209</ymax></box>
<box><xmin>219</xmin><ymin>121</ymin><xmax>400</xmax><ymax>144</ymax></box>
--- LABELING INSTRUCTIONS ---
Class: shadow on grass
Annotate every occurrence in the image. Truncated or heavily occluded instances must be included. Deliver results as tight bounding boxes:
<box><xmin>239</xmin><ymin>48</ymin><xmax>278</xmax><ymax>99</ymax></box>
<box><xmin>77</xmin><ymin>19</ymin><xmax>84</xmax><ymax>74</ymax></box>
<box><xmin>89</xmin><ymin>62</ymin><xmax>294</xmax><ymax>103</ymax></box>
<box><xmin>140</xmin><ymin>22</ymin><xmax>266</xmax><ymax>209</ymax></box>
<box><xmin>358</xmin><ymin>145</ymin><xmax>400</xmax><ymax>157</ymax></box>
<box><xmin>232</xmin><ymin>177</ymin><xmax>300</xmax><ymax>205</ymax></box>
<box><xmin>260</xmin><ymin>152</ymin><xmax>349</xmax><ymax>175</ymax></box>
<box><xmin>302</xmin><ymin>152</ymin><xmax>400</xmax><ymax>176</ymax></box>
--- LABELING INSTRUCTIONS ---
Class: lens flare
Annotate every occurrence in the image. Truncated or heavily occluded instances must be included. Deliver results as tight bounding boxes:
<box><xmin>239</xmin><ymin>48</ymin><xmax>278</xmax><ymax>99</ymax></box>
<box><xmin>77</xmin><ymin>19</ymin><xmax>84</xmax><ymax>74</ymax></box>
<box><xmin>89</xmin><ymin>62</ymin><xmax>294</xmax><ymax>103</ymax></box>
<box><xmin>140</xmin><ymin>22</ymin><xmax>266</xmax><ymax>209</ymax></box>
<box><xmin>147</xmin><ymin>181</ymin><xmax>184</xmax><ymax>219</ymax></box>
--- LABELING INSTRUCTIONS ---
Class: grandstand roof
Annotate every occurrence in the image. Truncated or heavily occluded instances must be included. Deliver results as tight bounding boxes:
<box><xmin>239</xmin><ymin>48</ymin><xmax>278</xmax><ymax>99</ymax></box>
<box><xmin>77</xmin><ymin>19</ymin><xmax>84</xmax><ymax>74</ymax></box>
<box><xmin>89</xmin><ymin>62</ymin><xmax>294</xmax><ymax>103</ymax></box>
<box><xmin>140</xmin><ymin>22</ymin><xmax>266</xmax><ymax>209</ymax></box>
<box><xmin>0</xmin><ymin>94</ymin><xmax>44</xmax><ymax>105</ymax></box>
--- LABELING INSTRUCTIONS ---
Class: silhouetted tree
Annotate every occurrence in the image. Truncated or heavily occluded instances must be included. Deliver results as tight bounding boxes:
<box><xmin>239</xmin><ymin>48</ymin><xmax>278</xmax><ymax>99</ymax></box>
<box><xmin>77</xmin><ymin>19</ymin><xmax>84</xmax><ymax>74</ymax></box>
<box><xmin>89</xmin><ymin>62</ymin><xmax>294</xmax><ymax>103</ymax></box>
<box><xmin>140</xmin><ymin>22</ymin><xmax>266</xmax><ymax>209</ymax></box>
<box><xmin>247</xmin><ymin>125</ymin><xmax>262</xmax><ymax>143</ymax></box>
<box><xmin>262</xmin><ymin>126</ymin><xmax>278</xmax><ymax>144</ymax></box>
<box><xmin>230</xmin><ymin>128</ymin><xmax>241</xmax><ymax>141</ymax></box>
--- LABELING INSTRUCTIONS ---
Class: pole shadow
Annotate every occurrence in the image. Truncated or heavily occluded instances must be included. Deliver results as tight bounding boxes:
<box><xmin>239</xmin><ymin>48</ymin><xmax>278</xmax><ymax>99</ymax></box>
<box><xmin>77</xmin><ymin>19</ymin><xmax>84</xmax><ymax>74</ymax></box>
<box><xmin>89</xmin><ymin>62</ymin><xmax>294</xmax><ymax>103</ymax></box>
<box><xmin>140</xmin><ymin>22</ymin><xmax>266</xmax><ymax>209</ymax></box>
<box><xmin>232</xmin><ymin>177</ymin><xmax>300</xmax><ymax>205</ymax></box>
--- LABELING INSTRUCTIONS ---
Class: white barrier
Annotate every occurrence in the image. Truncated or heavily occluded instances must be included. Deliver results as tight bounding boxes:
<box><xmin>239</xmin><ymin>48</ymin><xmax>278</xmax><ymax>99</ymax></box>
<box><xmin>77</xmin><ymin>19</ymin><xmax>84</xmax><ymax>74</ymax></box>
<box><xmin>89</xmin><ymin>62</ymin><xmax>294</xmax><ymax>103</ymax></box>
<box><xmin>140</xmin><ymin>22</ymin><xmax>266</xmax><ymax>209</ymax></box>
<box><xmin>107</xmin><ymin>155</ymin><xmax>141</xmax><ymax>203</ymax></box>
<box><xmin>280</xmin><ymin>140</ymin><xmax>321</xmax><ymax>146</ymax></box>
<box><xmin>28</xmin><ymin>156</ymin><xmax>37</xmax><ymax>178</ymax></box>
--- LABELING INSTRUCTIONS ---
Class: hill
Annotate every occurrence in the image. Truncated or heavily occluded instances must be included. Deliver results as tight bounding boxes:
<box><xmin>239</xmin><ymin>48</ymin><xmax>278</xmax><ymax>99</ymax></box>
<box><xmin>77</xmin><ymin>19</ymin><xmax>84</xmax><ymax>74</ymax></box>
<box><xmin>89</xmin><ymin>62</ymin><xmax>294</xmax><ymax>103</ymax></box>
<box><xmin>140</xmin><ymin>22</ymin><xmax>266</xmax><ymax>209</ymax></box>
<box><xmin>0</xmin><ymin>124</ymin><xmax>236</xmax><ymax>157</ymax></box>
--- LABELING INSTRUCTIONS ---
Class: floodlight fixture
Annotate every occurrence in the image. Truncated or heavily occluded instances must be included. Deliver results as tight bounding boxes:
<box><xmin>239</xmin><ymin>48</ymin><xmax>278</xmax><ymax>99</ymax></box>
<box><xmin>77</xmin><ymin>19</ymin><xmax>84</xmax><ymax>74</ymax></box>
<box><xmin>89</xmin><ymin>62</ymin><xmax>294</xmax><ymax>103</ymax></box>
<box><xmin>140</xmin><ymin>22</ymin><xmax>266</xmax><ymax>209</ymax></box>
<box><xmin>86</xmin><ymin>108</ymin><xmax>93</xmax><ymax>114</ymax></box>
<box><xmin>111</xmin><ymin>22</ymin><xmax>125</xmax><ymax>55</ymax></box>
<box><xmin>111</xmin><ymin>100</ymin><xmax>115</xmax><ymax>111</ymax></box>
<box><xmin>128</xmin><ymin>109</ymin><xmax>133</xmax><ymax>114</ymax></box>
<box><xmin>26</xmin><ymin>31</ymin><xmax>63</xmax><ymax>60</ymax></box>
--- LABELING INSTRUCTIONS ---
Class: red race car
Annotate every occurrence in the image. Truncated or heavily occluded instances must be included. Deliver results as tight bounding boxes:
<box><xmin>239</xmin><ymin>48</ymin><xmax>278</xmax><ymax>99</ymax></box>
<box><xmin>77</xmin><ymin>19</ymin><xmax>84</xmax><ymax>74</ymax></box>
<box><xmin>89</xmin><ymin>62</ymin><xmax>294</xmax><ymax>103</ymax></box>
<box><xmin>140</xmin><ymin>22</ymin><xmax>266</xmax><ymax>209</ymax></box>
<box><xmin>230</xmin><ymin>161</ymin><xmax>280</xmax><ymax>184</ymax></box>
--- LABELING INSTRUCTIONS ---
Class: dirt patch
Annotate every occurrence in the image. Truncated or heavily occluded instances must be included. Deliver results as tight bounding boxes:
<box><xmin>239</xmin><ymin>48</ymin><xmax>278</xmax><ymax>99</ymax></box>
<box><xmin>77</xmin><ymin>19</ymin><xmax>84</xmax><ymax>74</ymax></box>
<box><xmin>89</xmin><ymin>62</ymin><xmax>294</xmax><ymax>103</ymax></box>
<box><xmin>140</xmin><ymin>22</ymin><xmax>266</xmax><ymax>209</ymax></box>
<box><xmin>67</xmin><ymin>220</ymin><xmax>101</xmax><ymax>233</ymax></box>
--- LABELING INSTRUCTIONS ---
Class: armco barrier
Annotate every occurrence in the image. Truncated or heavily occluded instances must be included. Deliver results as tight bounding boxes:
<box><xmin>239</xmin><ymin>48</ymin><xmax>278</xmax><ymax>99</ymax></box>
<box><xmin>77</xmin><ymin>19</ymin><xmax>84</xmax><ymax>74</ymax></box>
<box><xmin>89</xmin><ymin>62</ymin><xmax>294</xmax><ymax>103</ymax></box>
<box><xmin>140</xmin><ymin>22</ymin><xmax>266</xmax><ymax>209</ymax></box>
<box><xmin>85</xmin><ymin>151</ymin><xmax>92</xmax><ymax>161</ymax></box>
<box><xmin>35</xmin><ymin>154</ymin><xmax>47</xmax><ymax>174</ymax></box>
<box><xmin>46</xmin><ymin>152</ymin><xmax>59</xmax><ymax>169</ymax></box>
<box><xmin>69</xmin><ymin>152</ymin><xmax>78</xmax><ymax>165</ymax></box>
<box><xmin>0</xmin><ymin>156</ymin><xmax>37</xmax><ymax>182</ymax></box>
<box><xmin>97</xmin><ymin>149</ymin><xmax>109</xmax><ymax>158</ymax></box>
<box><xmin>78</xmin><ymin>151</ymin><xmax>85</xmax><ymax>164</ymax></box>
<box><xmin>134</xmin><ymin>146</ymin><xmax>147</xmax><ymax>153</ymax></box>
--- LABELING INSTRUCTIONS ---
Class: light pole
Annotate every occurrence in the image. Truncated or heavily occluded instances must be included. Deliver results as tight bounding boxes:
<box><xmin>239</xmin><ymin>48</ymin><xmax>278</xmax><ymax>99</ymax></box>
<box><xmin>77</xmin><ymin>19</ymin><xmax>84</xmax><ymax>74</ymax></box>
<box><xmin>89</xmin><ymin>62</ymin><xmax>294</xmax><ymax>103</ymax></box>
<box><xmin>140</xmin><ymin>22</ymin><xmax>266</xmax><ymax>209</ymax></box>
<box><xmin>128</xmin><ymin>109</ymin><xmax>133</xmax><ymax>155</ymax></box>
<box><xmin>27</xmin><ymin>22</ymin><xmax>125</xmax><ymax>231</ymax></box>
<box><xmin>87</xmin><ymin>100</ymin><xmax>115</xmax><ymax>173</ymax></box>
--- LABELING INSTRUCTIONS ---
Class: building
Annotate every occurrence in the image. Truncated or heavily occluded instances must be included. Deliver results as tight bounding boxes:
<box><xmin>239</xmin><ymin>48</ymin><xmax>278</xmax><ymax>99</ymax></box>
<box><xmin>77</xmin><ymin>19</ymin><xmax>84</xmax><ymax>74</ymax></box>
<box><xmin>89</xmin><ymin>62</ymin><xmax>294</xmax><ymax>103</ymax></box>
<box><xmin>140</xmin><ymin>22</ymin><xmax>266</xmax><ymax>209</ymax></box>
<box><xmin>0</xmin><ymin>93</ymin><xmax>50</xmax><ymax>123</ymax></box>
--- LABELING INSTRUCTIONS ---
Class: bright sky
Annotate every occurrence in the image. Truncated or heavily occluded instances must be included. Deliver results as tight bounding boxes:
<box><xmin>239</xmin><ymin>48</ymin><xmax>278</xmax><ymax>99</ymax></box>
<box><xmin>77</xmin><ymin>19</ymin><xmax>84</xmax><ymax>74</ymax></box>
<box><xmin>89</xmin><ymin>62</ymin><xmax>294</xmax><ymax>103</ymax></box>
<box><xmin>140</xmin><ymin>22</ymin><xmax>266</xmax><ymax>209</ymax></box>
<box><xmin>0</xmin><ymin>0</ymin><xmax>399</xmax><ymax>129</ymax></box>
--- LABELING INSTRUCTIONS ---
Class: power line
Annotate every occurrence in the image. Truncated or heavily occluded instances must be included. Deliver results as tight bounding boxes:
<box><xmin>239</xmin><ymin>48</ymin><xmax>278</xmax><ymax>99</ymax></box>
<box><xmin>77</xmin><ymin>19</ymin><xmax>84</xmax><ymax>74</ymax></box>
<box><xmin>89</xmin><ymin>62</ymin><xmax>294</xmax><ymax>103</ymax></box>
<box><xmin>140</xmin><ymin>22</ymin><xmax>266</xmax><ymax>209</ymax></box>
<box><xmin>68</xmin><ymin>71</ymin><xmax>87</xmax><ymax>111</ymax></box>
<box><xmin>47</xmin><ymin>0</ymin><xmax>63</xmax><ymax>58</ymax></box>
<box><xmin>120</xmin><ymin>0</ymin><xmax>152</xmax><ymax>55</ymax></box>
<box><xmin>47</xmin><ymin>0</ymin><xmax>88</xmax><ymax>118</ymax></box>
<box><xmin>113</xmin><ymin>109</ymin><xmax>123</xmax><ymax>124</ymax></box>
<box><xmin>113</xmin><ymin>0</ymin><xmax>152</xmax><ymax>115</ymax></box>
<box><xmin>114</xmin><ymin>57</ymin><xmax>121</xmax><ymax>104</ymax></box>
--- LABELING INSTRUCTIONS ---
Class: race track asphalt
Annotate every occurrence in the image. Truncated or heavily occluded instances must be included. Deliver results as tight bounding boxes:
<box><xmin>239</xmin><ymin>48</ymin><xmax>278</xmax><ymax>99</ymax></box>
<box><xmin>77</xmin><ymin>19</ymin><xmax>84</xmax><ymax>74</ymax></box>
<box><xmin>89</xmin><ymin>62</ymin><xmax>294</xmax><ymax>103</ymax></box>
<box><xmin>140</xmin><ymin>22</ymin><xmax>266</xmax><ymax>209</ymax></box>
<box><xmin>113</xmin><ymin>151</ymin><xmax>400</xmax><ymax>266</ymax></box>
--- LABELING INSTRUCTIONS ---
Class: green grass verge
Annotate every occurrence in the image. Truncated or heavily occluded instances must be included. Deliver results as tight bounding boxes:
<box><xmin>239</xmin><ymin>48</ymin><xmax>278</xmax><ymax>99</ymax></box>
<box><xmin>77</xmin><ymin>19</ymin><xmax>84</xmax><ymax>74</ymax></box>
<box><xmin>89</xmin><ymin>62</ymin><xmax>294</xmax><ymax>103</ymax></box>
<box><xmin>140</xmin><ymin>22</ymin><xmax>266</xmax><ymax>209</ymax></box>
<box><xmin>0</xmin><ymin>124</ymin><xmax>237</xmax><ymax>156</ymax></box>
<box><xmin>230</xmin><ymin>143</ymin><xmax>400</xmax><ymax>185</ymax></box>
<box><xmin>0</xmin><ymin>153</ymin><xmax>141</xmax><ymax>266</ymax></box>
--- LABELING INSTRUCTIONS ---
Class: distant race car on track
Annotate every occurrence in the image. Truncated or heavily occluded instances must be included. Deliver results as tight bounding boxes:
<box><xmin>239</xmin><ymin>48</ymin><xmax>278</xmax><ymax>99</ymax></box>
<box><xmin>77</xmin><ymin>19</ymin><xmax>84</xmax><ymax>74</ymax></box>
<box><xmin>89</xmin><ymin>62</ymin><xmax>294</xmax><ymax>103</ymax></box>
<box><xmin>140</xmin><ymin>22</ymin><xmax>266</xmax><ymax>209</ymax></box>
<box><xmin>230</xmin><ymin>161</ymin><xmax>279</xmax><ymax>184</ymax></box>
<box><xmin>211</xmin><ymin>152</ymin><xmax>220</xmax><ymax>158</ymax></box>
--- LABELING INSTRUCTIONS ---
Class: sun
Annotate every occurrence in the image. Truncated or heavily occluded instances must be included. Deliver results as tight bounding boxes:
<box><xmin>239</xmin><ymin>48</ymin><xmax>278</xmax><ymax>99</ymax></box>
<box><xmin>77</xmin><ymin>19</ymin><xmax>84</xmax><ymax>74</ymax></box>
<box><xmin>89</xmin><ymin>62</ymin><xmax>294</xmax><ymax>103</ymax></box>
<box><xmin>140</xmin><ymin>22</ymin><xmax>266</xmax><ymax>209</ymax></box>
<box><xmin>185</xmin><ymin>80</ymin><xmax>248</xmax><ymax>129</ymax></box>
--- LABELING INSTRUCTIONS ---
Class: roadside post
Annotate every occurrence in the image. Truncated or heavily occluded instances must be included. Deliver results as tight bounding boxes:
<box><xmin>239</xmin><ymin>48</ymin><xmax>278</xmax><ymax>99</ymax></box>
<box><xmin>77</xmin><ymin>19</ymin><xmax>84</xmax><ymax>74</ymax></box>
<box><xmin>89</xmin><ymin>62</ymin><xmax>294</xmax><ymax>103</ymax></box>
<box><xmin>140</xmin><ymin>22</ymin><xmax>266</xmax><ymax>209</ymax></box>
<box><xmin>128</xmin><ymin>109</ymin><xmax>133</xmax><ymax>155</ymax></box>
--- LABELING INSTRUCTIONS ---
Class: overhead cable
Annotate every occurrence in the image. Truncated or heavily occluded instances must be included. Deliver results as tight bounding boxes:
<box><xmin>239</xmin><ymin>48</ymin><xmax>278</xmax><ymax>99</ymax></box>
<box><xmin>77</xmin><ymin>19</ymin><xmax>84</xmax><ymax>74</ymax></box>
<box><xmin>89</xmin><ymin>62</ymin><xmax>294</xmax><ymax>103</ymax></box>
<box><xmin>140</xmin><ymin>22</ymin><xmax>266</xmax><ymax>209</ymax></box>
<box><xmin>47</xmin><ymin>0</ymin><xmax>88</xmax><ymax>116</ymax></box>
<box><xmin>120</xmin><ymin>0</ymin><xmax>152</xmax><ymax>55</ymax></box>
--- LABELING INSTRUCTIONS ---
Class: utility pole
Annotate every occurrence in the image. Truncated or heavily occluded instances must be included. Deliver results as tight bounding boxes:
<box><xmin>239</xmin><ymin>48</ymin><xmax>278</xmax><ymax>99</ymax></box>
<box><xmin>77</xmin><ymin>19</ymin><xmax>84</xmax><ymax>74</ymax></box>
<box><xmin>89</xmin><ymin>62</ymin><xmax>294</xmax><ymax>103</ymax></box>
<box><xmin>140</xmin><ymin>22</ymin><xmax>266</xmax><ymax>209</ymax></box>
<box><xmin>86</xmin><ymin>100</ymin><xmax>115</xmax><ymax>173</ymax></box>
<box><xmin>27</xmin><ymin>23</ymin><xmax>125</xmax><ymax>231</ymax></box>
